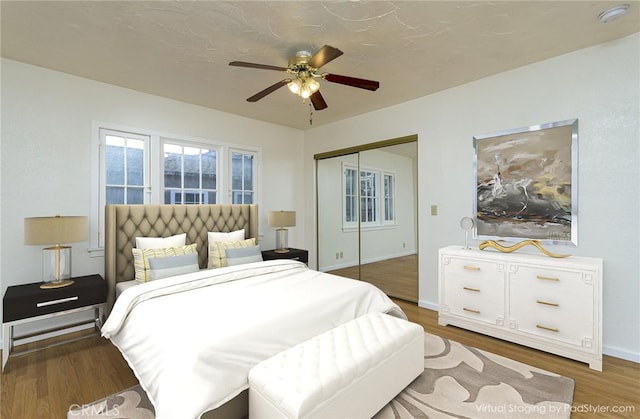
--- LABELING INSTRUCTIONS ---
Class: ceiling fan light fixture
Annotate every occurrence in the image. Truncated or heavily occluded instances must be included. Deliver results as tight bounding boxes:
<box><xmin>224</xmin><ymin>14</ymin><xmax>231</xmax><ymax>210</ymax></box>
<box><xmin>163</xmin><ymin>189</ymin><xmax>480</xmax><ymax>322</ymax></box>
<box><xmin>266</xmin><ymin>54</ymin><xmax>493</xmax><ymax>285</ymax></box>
<box><xmin>598</xmin><ymin>4</ymin><xmax>629</xmax><ymax>23</ymax></box>
<box><xmin>289</xmin><ymin>77</ymin><xmax>320</xmax><ymax>99</ymax></box>
<box><xmin>308</xmin><ymin>78</ymin><xmax>320</xmax><ymax>93</ymax></box>
<box><xmin>288</xmin><ymin>79</ymin><xmax>302</xmax><ymax>94</ymax></box>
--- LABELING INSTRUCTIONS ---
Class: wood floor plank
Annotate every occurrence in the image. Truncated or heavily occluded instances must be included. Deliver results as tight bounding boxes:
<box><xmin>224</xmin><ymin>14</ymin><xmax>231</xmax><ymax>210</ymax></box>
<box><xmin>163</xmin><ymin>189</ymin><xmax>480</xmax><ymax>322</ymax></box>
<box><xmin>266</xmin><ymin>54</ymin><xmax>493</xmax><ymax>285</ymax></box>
<box><xmin>328</xmin><ymin>254</ymin><xmax>418</xmax><ymax>302</ymax></box>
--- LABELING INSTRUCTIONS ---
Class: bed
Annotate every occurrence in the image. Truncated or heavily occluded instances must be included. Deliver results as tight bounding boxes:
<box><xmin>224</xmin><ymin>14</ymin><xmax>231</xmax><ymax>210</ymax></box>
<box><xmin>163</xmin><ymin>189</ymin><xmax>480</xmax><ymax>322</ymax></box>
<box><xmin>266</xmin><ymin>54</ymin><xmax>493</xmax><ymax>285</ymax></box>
<box><xmin>102</xmin><ymin>204</ymin><xmax>405</xmax><ymax>419</ymax></box>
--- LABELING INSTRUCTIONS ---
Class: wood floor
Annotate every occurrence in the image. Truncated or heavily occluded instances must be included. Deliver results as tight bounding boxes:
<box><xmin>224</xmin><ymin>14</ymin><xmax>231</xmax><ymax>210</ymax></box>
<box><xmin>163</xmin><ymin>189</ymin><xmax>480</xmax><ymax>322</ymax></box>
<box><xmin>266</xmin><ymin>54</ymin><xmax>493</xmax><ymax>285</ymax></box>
<box><xmin>1</xmin><ymin>298</ymin><xmax>639</xmax><ymax>418</ymax></box>
<box><xmin>328</xmin><ymin>254</ymin><xmax>418</xmax><ymax>302</ymax></box>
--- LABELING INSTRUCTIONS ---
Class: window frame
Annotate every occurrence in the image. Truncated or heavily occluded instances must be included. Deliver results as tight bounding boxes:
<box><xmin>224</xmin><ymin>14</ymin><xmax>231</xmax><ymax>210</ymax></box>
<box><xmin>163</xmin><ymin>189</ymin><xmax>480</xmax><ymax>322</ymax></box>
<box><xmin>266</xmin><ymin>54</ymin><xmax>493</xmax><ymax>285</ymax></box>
<box><xmin>161</xmin><ymin>138</ymin><xmax>221</xmax><ymax>206</ymax></box>
<box><xmin>90</xmin><ymin>122</ymin><xmax>261</xmax><ymax>256</ymax></box>
<box><xmin>382</xmin><ymin>171</ymin><xmax>396</xmax><ymax>225</ymax></box>
<box><xmin>91</xmin><ymin>125</ymin><xmax>152</xmax><ymax>254</ymax></box>
<box><xmin>342</xmin><ymin>163</ymin><xmax>396</xmax><ymax>231</ymax></box>
<box><xmin>229</xmin><ymin>148</ymin><xmax>259</xmax><ymax>205</ymax></box>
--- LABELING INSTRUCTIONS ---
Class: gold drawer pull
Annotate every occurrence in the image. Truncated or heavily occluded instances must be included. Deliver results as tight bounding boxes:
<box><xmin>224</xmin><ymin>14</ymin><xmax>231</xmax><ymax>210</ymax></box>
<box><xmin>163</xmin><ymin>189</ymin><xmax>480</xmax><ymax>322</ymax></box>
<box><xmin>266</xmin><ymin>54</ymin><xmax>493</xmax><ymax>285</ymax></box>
<box><xmin>536</xmin><ymin>300</ymin><xmax>559</xmax><ymax>307</ymax></box>
<box><xmin>537</xmin><ymin>275</ymin><xmax>559</xmax><ymax>281</ymax></box>
<box><xmin>463</xmin><ymin>286</ymin><xmax>480</xmax><ymax>292</ymax></box>
<box><xmin>536</xmin><ymin>324</ymin><xmax>559</xmax><ymax>332</ymax></box>
<box><xmin>463</xmin><ymin>307</ymin><xmax>480</xmax><ymax>314</ymax></box>
<box><xmin>463</xmin><ymin>265</ymin><xmax>480</xmax><ymax>271</ymax></box>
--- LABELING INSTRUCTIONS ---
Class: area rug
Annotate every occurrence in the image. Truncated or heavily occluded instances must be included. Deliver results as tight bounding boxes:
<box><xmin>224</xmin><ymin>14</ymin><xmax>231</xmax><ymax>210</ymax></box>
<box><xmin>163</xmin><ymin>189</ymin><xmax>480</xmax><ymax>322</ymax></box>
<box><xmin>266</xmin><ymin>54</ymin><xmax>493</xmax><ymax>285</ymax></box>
<box><xmin>68</xmin><ymin>333</ymin><xmax>574</xmax><ymax>418</ymax></box>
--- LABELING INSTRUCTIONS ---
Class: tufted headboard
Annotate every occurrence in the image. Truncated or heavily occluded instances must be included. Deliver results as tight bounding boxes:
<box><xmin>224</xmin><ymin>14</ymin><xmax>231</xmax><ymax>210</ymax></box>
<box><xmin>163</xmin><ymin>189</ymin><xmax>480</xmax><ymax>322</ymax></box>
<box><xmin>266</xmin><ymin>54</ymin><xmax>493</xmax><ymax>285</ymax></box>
<box><xmin>104</xmin><ymin>204</ymin><xmax>258</xmax><ymax>311</ymax></box>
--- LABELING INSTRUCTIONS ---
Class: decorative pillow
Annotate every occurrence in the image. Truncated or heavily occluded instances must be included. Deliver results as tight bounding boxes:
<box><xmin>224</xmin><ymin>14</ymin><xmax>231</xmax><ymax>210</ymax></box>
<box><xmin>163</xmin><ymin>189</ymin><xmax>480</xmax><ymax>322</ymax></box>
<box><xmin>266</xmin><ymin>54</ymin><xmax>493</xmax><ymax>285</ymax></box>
<box><xmin>208</xmin><ymin>238</ymin><xmax>256</xmax><ymax>268</ymax></box>
<box><xmin>207</xmin><ymin>229</ymin><xmax>245</xmax><ymax>244</ymax></box>
<box><xmin>225</xmin><ymin>245</ymin><xmax>263</xmax><ymax>266</ymax></box>
<box><xmin>148</xmin><ymin>253</ymin><xmax>199</xmax><ymax>281</ymax></box>
<box><xmin>133</xmin><ymin>244</ymin><xmax>197</xmax><ymax>283</ymax></box>
<box><xmin>136</xmin><ymin>233</ymin><xmax>186</xmax><ymax>250</ymax></box>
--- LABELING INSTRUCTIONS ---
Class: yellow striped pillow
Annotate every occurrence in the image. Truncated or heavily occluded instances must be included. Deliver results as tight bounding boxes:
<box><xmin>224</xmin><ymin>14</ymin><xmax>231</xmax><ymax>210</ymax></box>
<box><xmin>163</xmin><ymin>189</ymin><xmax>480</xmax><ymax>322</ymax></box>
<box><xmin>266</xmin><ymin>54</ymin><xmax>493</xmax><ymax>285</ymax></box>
<box><xmin>133</xmin><ymin>244</ymin><xmax>197</xmax><ymax>283</ymax></box>
<box><xmin>208</xmin><ymin>238</ymin><xmax>256</xmax><ymax>268</ymax></box>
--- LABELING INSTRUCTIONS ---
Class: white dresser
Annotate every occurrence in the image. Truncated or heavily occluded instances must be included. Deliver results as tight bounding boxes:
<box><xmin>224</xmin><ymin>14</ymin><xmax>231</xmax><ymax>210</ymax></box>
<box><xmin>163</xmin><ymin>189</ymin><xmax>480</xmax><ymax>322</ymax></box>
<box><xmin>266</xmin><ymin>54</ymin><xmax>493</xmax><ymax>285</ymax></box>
<box><xmin>438</xmin><ymin>245</ymin><xmax>603</xmax><ymax>371</ymax></box>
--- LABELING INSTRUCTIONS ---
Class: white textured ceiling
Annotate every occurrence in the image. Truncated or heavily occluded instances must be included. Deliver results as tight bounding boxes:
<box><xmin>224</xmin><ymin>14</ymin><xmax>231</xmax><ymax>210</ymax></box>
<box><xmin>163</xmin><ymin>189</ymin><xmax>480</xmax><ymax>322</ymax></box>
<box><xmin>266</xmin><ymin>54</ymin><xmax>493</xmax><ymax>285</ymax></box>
<box><xmin>2</xmin><ymin>1</ymin><xmax>638</xmax><ymax>130</ymax></box>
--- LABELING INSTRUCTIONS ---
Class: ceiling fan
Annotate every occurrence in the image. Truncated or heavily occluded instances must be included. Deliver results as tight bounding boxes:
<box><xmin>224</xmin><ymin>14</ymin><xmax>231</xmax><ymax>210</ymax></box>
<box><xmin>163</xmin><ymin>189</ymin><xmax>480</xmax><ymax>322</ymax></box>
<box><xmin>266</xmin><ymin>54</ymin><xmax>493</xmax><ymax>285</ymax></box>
<box><xmin>229</xmin><ymin>45</ymin><xmax>380</xmax><ymax>111</ymax></box>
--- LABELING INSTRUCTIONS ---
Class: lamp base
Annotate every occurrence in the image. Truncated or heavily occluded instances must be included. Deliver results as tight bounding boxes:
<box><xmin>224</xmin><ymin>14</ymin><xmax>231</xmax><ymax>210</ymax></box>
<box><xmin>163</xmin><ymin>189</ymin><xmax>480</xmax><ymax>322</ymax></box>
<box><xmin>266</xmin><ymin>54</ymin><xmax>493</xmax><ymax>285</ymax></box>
<box><xmin>275</xmin><ymin>228</ymin><xmax>289</xmax><ymax>254</ymax></box>
<box><xmin>40</xmin><ymin>279</ymin><xmax>75</xmax><ymax>289</ymax></box>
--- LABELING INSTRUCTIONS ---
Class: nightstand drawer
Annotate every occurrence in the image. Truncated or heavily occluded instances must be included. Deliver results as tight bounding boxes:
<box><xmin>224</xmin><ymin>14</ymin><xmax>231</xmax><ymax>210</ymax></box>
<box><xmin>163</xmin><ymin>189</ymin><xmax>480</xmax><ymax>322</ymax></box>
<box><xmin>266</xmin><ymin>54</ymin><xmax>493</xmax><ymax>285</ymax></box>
<box><xmin>3</xmin><ymin>275</ymin><xmax>106</xmax><ymax>322</ymax></box>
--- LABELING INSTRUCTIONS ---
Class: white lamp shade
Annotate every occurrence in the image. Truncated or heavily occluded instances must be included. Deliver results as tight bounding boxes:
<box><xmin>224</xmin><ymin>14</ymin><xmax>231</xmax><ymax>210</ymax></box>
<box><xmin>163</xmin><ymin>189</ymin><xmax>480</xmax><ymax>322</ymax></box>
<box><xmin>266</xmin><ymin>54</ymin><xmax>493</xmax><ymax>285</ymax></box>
<box><xmin>24</xmin><ymin>216</ymin><xmax>88</xmax><ymax>245</ymax></box>
<box><xmin>268</xmin><ymin>211</ymin><xmax>296</xmax><ymax>228</ymax></box>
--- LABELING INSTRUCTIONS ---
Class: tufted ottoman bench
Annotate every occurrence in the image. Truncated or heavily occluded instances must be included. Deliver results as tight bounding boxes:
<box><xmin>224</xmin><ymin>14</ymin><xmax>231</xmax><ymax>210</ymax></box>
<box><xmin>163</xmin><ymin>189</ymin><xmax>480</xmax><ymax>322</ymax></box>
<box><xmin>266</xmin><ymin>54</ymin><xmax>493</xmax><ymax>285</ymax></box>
<box><xmin>248</xmin><ymin>312</ymin><xmax>424</xmax><ymax>419</ymax></box>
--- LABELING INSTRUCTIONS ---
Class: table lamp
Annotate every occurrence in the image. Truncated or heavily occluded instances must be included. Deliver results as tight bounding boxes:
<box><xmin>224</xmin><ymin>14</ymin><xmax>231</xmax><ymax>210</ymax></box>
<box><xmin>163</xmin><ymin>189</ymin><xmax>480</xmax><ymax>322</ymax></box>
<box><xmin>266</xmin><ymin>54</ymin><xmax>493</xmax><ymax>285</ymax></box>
<box><xmin>268</xmin><ymin>211</ymin><xmax>296</xmax><ymax>253</ymax></box>
<box><xmin>24</xmin><ymin>215</ymin><xmax>88</xmax><ymax>289</ymax></box>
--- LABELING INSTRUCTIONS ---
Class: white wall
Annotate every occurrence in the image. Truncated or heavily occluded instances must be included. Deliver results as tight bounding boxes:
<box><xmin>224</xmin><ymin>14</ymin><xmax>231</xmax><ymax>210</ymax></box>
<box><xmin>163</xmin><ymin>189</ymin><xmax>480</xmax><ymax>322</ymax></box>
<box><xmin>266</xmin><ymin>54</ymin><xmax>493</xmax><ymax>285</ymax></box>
<box><xmin>303</xmin><ymin>34</ymin><xmax>640</xmax><ymax>362</ymax></box>
<box><xmin>0</xmin><ymin>59</ymin><xmax>305</xmax><ymax>339</ymax></box>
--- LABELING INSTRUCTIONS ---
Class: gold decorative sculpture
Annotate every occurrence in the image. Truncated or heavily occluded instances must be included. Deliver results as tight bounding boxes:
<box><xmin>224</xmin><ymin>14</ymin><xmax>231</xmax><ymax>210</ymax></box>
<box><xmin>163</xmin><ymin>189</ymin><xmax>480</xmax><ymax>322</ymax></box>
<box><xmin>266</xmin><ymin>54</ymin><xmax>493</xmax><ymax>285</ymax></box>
<box><xmin>479</xmin><ymin>239</ymin><xmax>571</xmax><ymax>258</ymax></box>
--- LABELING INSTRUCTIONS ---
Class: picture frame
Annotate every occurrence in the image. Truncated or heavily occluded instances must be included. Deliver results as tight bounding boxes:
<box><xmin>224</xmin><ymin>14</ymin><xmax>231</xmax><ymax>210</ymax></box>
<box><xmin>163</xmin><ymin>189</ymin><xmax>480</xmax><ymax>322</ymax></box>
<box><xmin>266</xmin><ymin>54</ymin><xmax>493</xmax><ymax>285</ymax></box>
<box><xmin>473</xmin><ymin>119</ymin><xmax>578</xmax><ymax>246</ymax></box>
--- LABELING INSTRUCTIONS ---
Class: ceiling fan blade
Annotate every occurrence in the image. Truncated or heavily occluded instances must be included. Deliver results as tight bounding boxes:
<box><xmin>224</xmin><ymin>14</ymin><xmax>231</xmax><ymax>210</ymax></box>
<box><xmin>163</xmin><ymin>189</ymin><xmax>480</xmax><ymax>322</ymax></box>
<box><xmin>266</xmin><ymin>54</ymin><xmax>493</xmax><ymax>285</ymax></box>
<box><xmin>307</xmin><ymin>45</ymin><xmax>343</xmax><ymax>69</ymax></box>
<box><xmin>324</xmin><ymin>73</ymin><xmax>380</xmax><ymax>91</ymax></box>
<box><xmin>247</xmin><ymin>80</ymin><xmax>290</xmax><ymax>102</ymax></box>
<box><xmin>229</xmin><ymin>61</ymin><xmax>288</xmax><ymax>72</ymax></box>
<box><xmin>310</xmin><ymin>91</ymin><xmax>328</xmax><ymax>111</ymax></box>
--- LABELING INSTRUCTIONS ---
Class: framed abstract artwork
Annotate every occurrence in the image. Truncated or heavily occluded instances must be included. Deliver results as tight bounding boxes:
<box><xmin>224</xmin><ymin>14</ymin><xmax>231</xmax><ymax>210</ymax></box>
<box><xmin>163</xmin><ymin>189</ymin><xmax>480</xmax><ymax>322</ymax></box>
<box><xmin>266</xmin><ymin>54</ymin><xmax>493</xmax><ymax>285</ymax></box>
<box><xmin>473</xmin><ymin>119</ymin><xmax>578</xmax><ymax>245</ymax></box>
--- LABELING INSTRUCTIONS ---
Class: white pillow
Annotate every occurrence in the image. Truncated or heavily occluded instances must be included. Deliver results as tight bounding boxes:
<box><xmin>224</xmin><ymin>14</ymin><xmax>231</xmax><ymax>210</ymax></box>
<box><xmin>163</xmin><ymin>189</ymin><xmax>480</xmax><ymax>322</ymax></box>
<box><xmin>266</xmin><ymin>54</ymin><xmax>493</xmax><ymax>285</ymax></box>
<box><xmin>136</xmin><ymin>233</ymin><xmax>186</xmax><ymax>249</ymax></box>
<box><xmin>208</xmin><ymin>229</ymin><xmax>245</xmax><ymax>243</ymax></box>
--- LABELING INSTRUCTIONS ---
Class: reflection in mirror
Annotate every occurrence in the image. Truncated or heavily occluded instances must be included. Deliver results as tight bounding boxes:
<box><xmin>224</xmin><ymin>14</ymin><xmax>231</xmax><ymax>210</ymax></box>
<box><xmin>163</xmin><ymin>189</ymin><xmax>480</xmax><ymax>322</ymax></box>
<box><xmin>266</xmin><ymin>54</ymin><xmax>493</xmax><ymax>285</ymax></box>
<box><xmin>317</xmin><ymin>153</ymin><xmax>359</xmax><ymax>275</ymax></box>
<box><xmin>316</xmin><ymin>141</ymin><xmax>418</xmax><ymax>302</ymax></box>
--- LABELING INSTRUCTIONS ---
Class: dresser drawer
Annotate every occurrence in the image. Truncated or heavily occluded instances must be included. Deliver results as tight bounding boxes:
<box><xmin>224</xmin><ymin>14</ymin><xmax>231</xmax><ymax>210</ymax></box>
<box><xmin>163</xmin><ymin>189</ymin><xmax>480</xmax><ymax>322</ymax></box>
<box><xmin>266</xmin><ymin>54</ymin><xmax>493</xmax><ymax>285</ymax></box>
<box><xmin>510</xmin><ymin>265</ymin><xmax>594</xmax><ymax>297</ymax></box>
<box><xmin>509</xmin><ymin>286</ymin><xmax>595</xmax><ymax>349</ymax></box>
<box><xmin>3</xmin><ymin>275</ymin><xmax>106</xmax><ymax>322</ymax></box>
<box><xmin>441</xmin><ymin>255</ymin><xmax>505</xmax><ymax>283</ymax></box>
<box><xmin>442</xmin><ymin>277</ymin><xmax>504</xmax><ymax>325</ymax></box>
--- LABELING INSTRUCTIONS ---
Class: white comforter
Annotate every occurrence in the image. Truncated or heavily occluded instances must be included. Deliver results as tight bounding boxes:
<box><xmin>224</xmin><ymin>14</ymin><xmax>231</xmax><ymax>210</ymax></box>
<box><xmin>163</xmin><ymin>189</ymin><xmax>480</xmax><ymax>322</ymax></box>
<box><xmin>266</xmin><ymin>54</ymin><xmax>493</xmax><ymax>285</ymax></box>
<box><xmin>102</xmin><ymin>259</ymin><xmax>404</xmax><ymax>419</ymax></box>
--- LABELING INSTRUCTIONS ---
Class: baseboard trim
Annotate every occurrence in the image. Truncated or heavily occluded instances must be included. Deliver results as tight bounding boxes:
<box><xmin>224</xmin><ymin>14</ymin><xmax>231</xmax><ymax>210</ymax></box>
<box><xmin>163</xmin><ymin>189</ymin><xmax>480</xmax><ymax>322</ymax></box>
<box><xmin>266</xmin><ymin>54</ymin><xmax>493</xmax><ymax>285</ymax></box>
<box><xmin>603</xmin><ymin>344</ymin><xmax>640</xmax><ymax>363</ymax></box>
<box><xmin>418</xmin><ymin>300</ymin><xmax>438</xmax><ymax>311</ymax></box>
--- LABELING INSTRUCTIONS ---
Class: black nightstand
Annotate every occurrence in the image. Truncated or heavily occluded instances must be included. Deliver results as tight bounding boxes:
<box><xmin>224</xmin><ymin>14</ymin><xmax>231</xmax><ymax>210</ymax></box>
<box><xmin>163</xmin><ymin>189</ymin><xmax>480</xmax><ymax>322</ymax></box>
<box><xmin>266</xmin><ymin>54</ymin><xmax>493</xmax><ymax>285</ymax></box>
<box><xmin>262</xmin><ymin>248</ymin><xmax>309</xmax><ymax>264</ymax></box>
<box><xmin>2</xmin><ymin>274</ymin><xmax>107</xmax><ymax>372</ymax></box>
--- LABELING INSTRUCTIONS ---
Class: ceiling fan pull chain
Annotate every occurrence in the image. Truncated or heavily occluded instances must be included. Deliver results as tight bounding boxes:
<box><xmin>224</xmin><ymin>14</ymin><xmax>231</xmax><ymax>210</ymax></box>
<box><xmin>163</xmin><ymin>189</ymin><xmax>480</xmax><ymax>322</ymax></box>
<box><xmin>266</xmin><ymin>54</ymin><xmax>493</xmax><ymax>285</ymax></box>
<box><xmin>309</xmin><ymin>103</ymin><xmax>313</xmax><ymax>126</ymax></box>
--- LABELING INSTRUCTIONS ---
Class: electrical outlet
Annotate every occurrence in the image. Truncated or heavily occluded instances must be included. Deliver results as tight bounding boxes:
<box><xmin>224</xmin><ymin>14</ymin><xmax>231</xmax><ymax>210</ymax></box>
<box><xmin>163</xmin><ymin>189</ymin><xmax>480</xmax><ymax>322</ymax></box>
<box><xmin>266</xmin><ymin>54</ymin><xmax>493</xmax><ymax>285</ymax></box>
<box><xmin>340</xmin><ymin>251</ymin><xmax>343</xmax><ymax>258</ymax></box>
<box><xmin>336</xmin><ymin>252</ymin><xmax>340</xmax><ymax>259</ymax></box>
<box><xmin>431</xmin><ymin>205</ymin><xmax>438</xmax><ymax>216</ymax></box>
<box><xmin>402</xmin><ymin>242</ymin><xmax>406</xmax><ymax>248</ymax></box>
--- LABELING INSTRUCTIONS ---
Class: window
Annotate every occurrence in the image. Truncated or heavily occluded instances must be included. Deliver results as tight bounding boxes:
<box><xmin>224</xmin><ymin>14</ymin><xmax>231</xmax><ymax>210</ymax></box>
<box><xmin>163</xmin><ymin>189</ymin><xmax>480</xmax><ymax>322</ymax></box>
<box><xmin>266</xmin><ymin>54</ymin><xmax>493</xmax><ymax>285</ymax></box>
<box><xmin>359</xmin><ymin>170</ymin><xmax>379</xmax><ymax>224</ymax></box>
<box><xmin>343</xmin><ymin>164</ymin><xmax>396</xmax><ymax>228</ymax></box>
<box><xmin>92</xmin><ymin>124</ymin><xmax>260</xmax><ymax>254</ymax></box>
<box><xmin>163</xmin><ymin>142</ymin><xmax>217</xmax><ymax>204</ymax></box>
<box><xmin>94</xmin><ymin>128</ymin><xmax>150</xmax><ymax>250</ymax></box>
<box><xmin>383</xmin><ymin>173</ymin><xmax>395</xmax><ymax>223</ymax></box>
<box><xmin>230</xmin><ymin>150</ymin><xmax>256</xmax><ymax>204</ymax></box>
<box><xmin>344</xmin><ymin>167</ymin><xmax>358</xmax><ymax>223</ymax></box>
<box><xmin>104</xmin><ymin>132</ymin><xmax>148</xmax><ymax>205</ymax></box>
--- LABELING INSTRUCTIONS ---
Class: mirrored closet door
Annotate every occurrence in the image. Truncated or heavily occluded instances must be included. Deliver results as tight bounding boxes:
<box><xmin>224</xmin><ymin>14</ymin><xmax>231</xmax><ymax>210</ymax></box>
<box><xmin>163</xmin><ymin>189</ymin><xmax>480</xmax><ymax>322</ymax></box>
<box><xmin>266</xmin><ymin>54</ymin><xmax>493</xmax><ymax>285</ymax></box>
<box><xmin>315</xmin><ymin>136</ymin><xmax>418</xmax><ymax>302</ymax></box>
